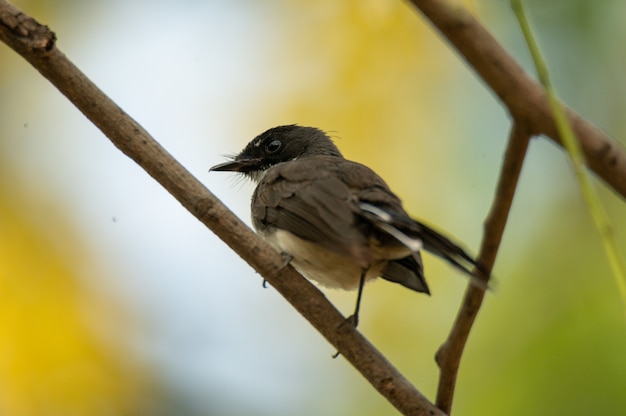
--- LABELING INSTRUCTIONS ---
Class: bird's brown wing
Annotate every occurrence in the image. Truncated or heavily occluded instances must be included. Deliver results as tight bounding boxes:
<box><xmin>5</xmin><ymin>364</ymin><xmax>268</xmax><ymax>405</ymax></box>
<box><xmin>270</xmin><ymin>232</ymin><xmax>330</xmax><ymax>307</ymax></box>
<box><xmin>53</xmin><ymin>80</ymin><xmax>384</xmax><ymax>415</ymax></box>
<box><xmin>252</xmin><ymin>157</ymin><xmax>376</xmax><ymax>267</ymax></box>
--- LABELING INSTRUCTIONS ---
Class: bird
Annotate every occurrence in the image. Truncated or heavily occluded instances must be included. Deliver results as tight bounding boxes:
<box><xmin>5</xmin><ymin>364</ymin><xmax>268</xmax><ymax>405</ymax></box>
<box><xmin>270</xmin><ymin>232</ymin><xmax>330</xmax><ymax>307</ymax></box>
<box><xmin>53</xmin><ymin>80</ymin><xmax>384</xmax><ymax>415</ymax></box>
<box><xmin>211</xmin><ymin>125</ymin><xmax>486</xmax><ymax>326</ymax></box>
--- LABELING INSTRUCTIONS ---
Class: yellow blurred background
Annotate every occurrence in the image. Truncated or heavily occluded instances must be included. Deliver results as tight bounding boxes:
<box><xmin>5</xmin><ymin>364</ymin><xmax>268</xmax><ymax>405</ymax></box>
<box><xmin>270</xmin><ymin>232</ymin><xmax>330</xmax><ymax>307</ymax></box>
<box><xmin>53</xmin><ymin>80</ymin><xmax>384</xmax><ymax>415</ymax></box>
<box><xmin>1</xmin><ymin>0</ymin><xmax>625</xmax><ymax>415</ymax></box>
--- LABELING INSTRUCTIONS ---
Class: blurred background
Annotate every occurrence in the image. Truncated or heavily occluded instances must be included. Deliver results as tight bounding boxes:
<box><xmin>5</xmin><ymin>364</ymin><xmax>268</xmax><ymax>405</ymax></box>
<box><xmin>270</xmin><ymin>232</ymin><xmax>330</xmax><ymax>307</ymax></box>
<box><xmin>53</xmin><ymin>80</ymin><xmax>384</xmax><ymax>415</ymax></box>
<box><xmin>1</xmin><ymin>0</ymin><xmax>625</xmax><ymax>414</ymax></box>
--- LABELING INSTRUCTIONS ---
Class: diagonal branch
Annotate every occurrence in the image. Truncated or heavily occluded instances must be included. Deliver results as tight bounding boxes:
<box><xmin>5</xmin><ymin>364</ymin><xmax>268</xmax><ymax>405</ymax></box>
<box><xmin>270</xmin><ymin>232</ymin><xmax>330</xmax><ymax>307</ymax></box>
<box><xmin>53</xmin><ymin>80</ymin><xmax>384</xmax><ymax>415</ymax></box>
<box><xmin>406</xmin><ymin>0</ymin><xmax>626</xmax><ymax>200</ymax></box>
<box><xmin>435</xmin><ymin>124</ymin><xmax>532</xmax><ymax>414</ymax></box>
<box><xmin>0</xmin><ymin>1</ymin><xmax>442</xmax><ymax>415</ymax></box>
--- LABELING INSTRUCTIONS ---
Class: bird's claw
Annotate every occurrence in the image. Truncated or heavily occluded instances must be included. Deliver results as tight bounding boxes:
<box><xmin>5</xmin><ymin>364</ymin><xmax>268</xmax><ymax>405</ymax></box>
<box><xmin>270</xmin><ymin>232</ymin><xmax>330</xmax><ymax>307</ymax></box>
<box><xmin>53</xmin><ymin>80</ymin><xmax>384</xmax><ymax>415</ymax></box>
<box><xmin>262</xmin><ymin>253</ymin><xmax>293</xmax><ymax>289</ymax></box>
<box><xmin>342</xmin><ymin>314</ymin><xmax>359</xmax><ymax>328</ymax></box>
<box><xmin>279</xmin><ymin>252</ymin><xmax>293</xmax><ymax>270</ymax></box>
<box><xmin>332</xmin><ymin>315</ymin><xmax>359</xmax><ymax>359</ymax></box>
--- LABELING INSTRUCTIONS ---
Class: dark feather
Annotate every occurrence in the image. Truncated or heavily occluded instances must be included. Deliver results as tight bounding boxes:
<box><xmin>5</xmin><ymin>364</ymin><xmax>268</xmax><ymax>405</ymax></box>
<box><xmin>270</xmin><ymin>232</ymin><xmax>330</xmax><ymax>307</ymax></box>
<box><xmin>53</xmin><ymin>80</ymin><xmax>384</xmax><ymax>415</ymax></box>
<box><xmin>381</xmin><ymin>254</ymin><xmax>430</xmax><ymax>294</ymax></box>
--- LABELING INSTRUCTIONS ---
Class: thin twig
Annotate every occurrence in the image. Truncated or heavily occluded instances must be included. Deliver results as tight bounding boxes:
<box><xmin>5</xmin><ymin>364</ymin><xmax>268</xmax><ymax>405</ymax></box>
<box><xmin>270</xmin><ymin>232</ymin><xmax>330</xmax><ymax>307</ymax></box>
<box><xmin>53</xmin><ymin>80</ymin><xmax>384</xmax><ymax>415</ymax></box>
<box><xmin>405</xmin><ymin>0</ymin><xmax>626</xmax><ymax>199</ymax></box>
<box><xmin>0</xmin><ymin>1</ymin><xmax>443</xmax><ymax>415</ymax></box>
<box><xmin>512</xmin><ymin>0</ymin><xmax>626</xmax><ymax>318</ymax></box>
<box><xmin>435</xmin><ymin>124</ymin><xmax>532</xmax><ymax>414</ymax></box>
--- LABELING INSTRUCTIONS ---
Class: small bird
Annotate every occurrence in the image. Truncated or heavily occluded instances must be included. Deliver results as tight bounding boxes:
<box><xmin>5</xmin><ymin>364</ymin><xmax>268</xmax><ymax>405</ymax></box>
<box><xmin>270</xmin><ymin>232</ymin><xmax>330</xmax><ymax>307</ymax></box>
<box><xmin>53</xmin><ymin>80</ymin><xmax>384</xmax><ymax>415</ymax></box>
<box><xmin>211</xmin><ymin>125</ymin><xmax>485</xmax><ymax>326</ymax></box>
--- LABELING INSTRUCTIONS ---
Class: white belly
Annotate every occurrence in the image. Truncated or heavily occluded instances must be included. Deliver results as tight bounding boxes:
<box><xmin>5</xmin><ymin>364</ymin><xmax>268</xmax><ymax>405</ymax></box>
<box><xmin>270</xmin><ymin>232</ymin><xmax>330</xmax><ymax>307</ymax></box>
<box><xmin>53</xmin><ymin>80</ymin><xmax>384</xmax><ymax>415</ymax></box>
<box><xmin>263</xmin><ymin>229</ymin><xmax>384</xmax><ymax>290</ymax></box>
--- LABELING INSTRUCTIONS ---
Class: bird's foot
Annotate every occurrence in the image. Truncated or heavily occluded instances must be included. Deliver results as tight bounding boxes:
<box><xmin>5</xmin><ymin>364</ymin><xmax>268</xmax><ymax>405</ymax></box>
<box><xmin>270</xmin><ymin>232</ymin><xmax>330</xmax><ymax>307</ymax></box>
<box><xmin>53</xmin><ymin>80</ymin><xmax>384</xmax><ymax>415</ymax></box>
<box><xmin>263</xmin><ymin>253</ymin><xmax>293</xmax><ymax>288</ymax></box>
<box><xmin>279</xmin><ymin>252</ymin><xmax>293</xmax><ymax>269</ymax></box>
<box><xmin>342</xmin><ymin>314</ymin><xmax>359</xmax><ymax>328</ymax></box>
<box><xmin>331</xmin><ymin>314</ymin><xmax>359</xmax><ymax>359</ymax></box>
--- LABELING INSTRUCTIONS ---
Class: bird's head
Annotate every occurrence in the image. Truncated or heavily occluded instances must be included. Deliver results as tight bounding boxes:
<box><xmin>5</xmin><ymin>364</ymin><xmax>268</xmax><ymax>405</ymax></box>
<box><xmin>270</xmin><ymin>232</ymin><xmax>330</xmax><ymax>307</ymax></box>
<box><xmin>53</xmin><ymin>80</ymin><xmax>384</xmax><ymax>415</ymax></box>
<box><xmin>210</xmin><ymin>125</ymin><xmax>342</xmax><ymax>182</ymax></box>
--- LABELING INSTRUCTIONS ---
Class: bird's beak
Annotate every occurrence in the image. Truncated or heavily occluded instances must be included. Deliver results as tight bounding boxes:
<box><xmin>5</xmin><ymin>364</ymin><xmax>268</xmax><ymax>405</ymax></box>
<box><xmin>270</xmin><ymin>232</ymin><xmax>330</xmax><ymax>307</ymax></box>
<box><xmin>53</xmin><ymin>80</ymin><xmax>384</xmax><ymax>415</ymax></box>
<box><xmin>209</xmin><ymin>158</ymin><xmax>261</xmax><ymax>173</ymax></box>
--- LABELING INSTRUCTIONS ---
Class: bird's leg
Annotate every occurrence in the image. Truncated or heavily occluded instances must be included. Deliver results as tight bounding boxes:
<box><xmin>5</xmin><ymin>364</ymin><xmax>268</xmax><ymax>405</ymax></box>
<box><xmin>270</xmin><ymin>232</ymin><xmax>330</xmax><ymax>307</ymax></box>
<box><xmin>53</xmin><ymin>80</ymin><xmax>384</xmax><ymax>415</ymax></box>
<box><xmin>347</xmin><ymin>269</ymin><xmax>367</xmax><ymax>328</ymax></box>
<box><xmin>333</xmin><ymin>270</ymin><xmax>367</xmax><ymax>359</ymax></box>
<box><xmin>263</xmin><ymin>252</ymin><xmax>293</xmax><ymax>288</ymax></box>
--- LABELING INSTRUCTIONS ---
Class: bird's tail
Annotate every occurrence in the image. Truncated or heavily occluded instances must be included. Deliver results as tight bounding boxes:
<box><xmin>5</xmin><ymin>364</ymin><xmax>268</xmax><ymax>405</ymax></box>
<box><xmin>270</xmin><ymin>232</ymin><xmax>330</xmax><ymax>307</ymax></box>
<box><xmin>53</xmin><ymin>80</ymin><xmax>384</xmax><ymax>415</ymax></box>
<box><xmin>412</xmin><ymin>219</ymin><xmax>490</xmax><ymax>290</ymax></box>
<box><xmin>358</xmin><ymin>202</ymin><xmax>490</xmax><ymax>290</ymax></box>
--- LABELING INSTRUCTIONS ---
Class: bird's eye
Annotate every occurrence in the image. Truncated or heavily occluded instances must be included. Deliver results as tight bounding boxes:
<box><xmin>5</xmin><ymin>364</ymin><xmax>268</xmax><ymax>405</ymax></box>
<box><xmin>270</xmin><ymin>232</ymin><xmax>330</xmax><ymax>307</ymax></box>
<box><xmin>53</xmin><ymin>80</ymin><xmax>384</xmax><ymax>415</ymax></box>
<box><xmin>265</xmin><ymin>139</ymin><xmax>281</xmax><ymax>154</ymax></box>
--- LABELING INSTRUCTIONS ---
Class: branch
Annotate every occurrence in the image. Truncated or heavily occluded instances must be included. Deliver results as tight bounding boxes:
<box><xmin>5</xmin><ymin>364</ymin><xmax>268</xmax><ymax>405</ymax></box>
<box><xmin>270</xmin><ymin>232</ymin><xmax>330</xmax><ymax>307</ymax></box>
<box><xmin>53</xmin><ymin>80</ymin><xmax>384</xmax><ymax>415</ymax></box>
<box><xmin>435</xmin><ymin>124</ymin><xmax>531</xmax><ymax>414</ymax></box>
<box><xmin>0</xmin><ymin>1</ymin><xmax>443</xmax><ymax>415</ymax></box>
<box><xmin>406</xmin><ymin>0</ymin><xmax>626</xmax><ymax>200</ymax></box>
